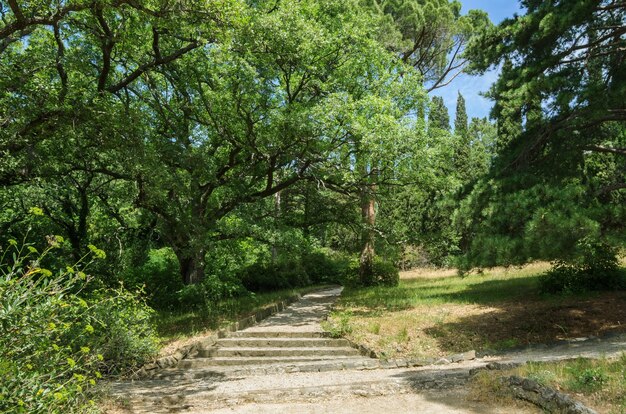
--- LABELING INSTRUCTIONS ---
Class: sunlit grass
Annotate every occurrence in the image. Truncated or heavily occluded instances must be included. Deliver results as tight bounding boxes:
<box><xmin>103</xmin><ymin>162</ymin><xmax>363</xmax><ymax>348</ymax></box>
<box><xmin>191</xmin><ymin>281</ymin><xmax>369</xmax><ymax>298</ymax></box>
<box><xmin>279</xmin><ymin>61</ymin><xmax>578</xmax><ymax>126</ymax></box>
<box><xmin>326</xmin><ymin>262</ymin><xmax>626</xmax><ymax>359</ymax></box>
<box><xmin>339</xmin><ymin>262</ymin><xmax>549</xmax><ymax>312</ymax></box>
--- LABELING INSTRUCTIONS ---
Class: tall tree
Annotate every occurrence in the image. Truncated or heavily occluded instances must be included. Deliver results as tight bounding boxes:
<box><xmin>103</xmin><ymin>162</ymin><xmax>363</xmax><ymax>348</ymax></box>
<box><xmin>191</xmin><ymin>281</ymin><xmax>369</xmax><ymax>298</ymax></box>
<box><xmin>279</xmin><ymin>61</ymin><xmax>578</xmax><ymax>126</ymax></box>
<box><xmin>458</xmin><ymin>0</ymin><xmax>626</xmax><ymax>270</ymax></box>
<box><xmin>0</xmin><ymin>0</ymin><xmax>236</xmax><ymax>263</ymax></box>
<box><xmin>366</xmin><ymin>0</ymin><xmax>491</xmax><ymax>91</ymax></box>
<box><xmin>453</xmin><ymin>91</ymin><xmax>470</xmax><ymax>175</ymax></box>
<box><xmin>131</xmin><ymin>0</ymin><xmax>423</xmax><ymax>284</ymax></box>
<box><xmin>429</xmin><ymin>96</ymin><xmax>450</xmax><ymax>132</ymax></box>
<box><xmin>454</xmin><ymin>92</ymin><xmax>468</xmax><ymax>137</ymax></box>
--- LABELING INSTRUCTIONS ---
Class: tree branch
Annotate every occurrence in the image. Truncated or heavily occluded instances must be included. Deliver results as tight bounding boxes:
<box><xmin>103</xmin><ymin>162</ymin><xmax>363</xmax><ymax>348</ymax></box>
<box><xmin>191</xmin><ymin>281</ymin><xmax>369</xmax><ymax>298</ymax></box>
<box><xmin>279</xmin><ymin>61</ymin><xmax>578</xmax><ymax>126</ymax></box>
<box><xmin>106</xmin><ymin>41</ymin><xmax>201</xmax><ymax>93</ymax></box>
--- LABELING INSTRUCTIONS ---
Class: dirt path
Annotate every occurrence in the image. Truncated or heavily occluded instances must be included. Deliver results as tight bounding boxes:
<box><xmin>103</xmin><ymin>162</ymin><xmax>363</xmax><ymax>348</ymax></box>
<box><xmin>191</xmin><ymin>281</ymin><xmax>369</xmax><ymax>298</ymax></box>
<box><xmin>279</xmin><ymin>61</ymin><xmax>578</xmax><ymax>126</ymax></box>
<box><xmin>105</xmin><ymin>287</ymin><xmax>626</xmax><ymax>414</ymax></box>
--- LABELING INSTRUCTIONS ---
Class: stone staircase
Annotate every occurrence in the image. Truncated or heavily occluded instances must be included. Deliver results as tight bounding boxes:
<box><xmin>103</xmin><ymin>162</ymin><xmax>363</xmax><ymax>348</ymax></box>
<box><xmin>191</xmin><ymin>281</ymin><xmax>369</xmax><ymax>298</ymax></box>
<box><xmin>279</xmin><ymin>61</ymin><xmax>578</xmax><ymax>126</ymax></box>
<box><xmin>200</xmin><ymin>331</ymin><xmax>358</xmax><ymax>358</ymax></box>
<box><xmin>153</xmin><ymin>330</ymin><xmax>372</xmax><ymax>379</ymax></box>
<box><xmin>107</xmin><ymin>288</ymin><xmax>383</xmax><ymax>412</ymax></box>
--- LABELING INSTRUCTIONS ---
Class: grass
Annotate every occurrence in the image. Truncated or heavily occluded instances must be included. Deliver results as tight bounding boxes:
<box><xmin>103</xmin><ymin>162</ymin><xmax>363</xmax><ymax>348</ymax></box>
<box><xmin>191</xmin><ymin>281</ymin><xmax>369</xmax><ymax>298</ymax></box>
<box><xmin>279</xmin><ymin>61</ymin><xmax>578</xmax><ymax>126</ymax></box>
<box><xmin>469</xmin><ymin>355</ymin><xmax>626</xmax><ymax>414</ymax></box>
<box><xmin>325</xmin><ymin>263</ymin><xmax>626</xmax><ymax>359</ymax></box>
<box><xmin>155</xmin><ymin>285</ymin><xmax>330</xmax><ymax>354</ymax></box>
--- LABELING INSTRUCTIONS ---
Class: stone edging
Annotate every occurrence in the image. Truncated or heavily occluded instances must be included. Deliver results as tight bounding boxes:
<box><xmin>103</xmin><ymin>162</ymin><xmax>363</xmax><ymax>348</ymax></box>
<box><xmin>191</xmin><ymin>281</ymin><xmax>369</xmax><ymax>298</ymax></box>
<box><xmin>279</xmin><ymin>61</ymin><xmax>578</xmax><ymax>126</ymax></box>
<box><xmin>131</xmin><ymin>293</ymin><xmax>302</xmax><ymax>378</ymax></box>
<box><xmin>355</xmin><ymin>348</ymin><xmax>477</xmax><ymax>370</ymax></box>
<box><xmin>469</xmin><ymin>362</ymin><xmax>598</xmax><ymax>414</ymax></box>
<box><xmin>504</xmin><ymin>376</ymin><xmax>598</xmax><ymax>414</ymax></box>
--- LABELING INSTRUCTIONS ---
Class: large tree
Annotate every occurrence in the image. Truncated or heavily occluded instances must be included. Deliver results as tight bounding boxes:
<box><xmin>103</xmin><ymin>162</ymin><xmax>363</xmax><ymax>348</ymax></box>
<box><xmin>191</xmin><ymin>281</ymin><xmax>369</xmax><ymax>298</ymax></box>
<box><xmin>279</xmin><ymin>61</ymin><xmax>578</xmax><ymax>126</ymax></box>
<box><xmin>126</xmin><ymin>0</ymin><xmax>423</xmax><ymax>284</ymax></box>
<box><xmin>366</xmin><ymin>0</ymin><xmax>490</xmax><ymax>91</ymax></box>
<box><xmin>0</xmin><ymin>0</ymin><xmax>238</xmax><ymax>261</ymax></box>
<box><xmin>457</xmin><ymin>0</ymin><xmax>626</xmax><ymax>269</ymax></box>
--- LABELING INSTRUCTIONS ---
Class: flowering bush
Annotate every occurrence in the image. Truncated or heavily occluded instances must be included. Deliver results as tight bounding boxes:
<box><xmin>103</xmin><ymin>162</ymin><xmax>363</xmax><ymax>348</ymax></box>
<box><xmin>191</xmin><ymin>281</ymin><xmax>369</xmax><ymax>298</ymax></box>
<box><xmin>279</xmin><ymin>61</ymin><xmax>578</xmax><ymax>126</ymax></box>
<box><xmin>0</xmin><ymin>236</ymin><xmax>158</xmax><ymax>413</ymax></box>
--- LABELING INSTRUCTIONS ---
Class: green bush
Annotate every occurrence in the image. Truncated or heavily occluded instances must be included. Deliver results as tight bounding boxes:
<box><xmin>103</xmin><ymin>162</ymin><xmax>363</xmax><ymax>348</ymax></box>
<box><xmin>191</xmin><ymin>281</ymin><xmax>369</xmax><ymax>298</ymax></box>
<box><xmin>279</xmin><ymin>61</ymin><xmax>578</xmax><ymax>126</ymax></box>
<box><xmin>88</xmin><ymin>287</ymin><xmax>159</xmax><ymax>374</ymax></box>
<box><xmin>0</xmin><ymin>237</ymin><xmax>158</xmax><ymax>413</ymax></box>
<box><xmin>176</xmin><ymin>273</ymin><xmax>249</xmax><ymax>312</ymax></box>
<box><xmin>343</xmin><ymin>257</ymin><xmax>399</xmax><ymax>287</ymax></box>
<box><xmin>541</xmin><ymin>240</ymin><xmax>625</xmax><ymax>293</ymax></box>
<box><xmin>301</xmin><ymin>251</ymin><xmax>347</xmax><ymax>284</ymax></box>
<box><xmin>372</xmin><ymin>259</ymin><xmax>400</xmax><ymax>287</ymax></box>
<box><xmin>240</xmin><ymin>259</ymin><xmax>310</xmax><ymax>292</ymax></box>
<box><xmin>122</xmin><ymin>248</ymin><xmax>183</xmax><ymax>310</ymax></box>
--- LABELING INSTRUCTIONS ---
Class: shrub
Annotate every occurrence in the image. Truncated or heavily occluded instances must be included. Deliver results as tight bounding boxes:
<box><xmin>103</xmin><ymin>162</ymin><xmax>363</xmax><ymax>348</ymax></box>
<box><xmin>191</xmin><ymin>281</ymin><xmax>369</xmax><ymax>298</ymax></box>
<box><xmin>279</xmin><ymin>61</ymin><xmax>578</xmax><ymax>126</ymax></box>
<box><xmin>175</xmin><ymin>273</ymin><xmax>249</xmax><ymax>313</ymax></box>
<box><xmin>343</xmin><ymin>257</ymin><xmax>399</xmax><ymax>287</ymax></box>
<box><xmin>0</xmin><ymin>237</ymin><xmax>158</xmax><ymax>413</ymax></box>
<box><xmin>121</xmin><ymin>248</ymin><xmax>183</xmax><ymax>310</ymax></box>
<box><xmin>301</xmin><ymin>251</ymin><xmax>347</xmax><ymax>284</ymax></box>
<box><xmin>240</xmin><ymin>259</ymin><xmax>309</xmax><ymax>292</ymax></box>
<box><xmin>88</xmin><ymin>287</ymin><xmax>159</xmax><ymax>374</ymax></box>
<box><xmin>372</xmin><ymin>258</ymin><xmax>400</xmax><ymax>286</ymax></box>
<box><xmin>541</xmin><ymin>239</ymin><xmax>625</xmax><ymax>293</ymax></box>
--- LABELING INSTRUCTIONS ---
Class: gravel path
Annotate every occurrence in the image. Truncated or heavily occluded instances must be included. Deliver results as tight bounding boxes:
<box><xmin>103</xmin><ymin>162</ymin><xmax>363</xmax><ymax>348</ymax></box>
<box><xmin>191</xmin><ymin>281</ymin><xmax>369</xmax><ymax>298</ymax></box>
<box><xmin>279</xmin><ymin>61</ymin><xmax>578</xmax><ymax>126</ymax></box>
<box><xmin>106</xmin><ymin>287</ymin><xmax>626</xmax><ymax>414</ymax></box>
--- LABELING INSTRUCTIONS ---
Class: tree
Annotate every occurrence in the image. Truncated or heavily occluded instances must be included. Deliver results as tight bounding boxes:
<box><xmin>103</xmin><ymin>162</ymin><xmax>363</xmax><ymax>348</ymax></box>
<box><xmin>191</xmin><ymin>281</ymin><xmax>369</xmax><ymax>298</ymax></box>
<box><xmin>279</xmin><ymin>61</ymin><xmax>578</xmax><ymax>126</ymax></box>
<box><xmin>129</xmin><ymin>0</ymin><xmax>424</xmax><ymax>284</ymax></box>
<box><xmin>365</xmin><ymin>0</ymin><xmax>491</xmax><ymax>91</ymax></box>
<box><xmin>457</xmin><ymin>0</ymin><xmax>626</xmax><ymax>270</ymax></box>
<box><xmin>0</xmin><ymin>0</ymin><xmax>238</xmax><ymax>264</ymax></box>
<box><xmin>454</xmin><ymin>92</ymin><xmax>468</xmax><ymax>137</ymax></box>
<box><xmin>429</xmin><ymin>96</ymin><xmax>450</xmax><ymax>132</ymax></box>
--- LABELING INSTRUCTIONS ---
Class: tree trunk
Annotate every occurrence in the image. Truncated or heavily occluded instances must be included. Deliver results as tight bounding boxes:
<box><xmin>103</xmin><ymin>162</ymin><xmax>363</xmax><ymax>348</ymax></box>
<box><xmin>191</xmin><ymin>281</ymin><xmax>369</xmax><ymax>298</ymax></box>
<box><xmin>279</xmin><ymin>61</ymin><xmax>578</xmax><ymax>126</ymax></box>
<box><xmin>271</xmin><ymin>190</ymin><xmax>281</xmax><ymax>263</ymax></box>
<box><xmin>359</xmin><ymin>182</ymin><xmax>376</xmax><ymax>285</ymax></box>
<box><xmin>175</xmin><ymin>247</ymin><xmax>206</xmax><ymax>285</ymax></box>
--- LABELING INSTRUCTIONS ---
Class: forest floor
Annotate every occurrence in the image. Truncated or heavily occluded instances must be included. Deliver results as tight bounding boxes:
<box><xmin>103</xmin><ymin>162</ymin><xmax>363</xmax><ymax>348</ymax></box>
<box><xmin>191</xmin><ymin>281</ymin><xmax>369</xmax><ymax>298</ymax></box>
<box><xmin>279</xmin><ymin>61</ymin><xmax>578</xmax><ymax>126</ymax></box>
<box><xmin>328</xmin><ymin>263</ymin><xmax>626</xmax><ymax>360</ymax></box>
<box><xmin>104</xmin><ymin>279</ymin><xmax>626</xmax><ymax>414</ymax></box>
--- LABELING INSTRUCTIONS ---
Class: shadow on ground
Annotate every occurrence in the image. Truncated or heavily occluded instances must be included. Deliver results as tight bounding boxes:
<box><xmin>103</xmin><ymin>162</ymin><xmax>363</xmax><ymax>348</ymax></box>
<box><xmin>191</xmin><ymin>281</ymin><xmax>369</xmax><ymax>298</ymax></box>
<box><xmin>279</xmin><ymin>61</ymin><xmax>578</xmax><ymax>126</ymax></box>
<box><xmin>423</xmin><ymin>287</ymin><xmax>626</xmax><ymax>353</ymax></box>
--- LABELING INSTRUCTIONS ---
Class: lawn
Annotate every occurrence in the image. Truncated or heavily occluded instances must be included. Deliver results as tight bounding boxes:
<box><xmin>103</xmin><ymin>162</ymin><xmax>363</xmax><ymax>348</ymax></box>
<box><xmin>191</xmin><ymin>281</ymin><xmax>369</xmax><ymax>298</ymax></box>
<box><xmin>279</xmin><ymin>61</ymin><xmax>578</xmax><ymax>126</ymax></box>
<box><xmin>325</xmin><ymin>263</ymin><xmax>626</xmax><ymax>359</ymax></box>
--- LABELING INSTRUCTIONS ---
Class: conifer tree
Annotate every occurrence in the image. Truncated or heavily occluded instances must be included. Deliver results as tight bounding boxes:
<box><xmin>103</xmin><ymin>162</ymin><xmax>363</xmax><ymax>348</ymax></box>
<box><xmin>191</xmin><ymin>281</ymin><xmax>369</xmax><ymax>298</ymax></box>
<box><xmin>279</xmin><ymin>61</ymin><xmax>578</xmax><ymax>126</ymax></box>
<box><xmin>428</xmin><ymin>96</ymin><xmax>450</xmax><ymax>132</ymax></box>
<box><xmin>454</xmin><ymin>92</ymin><xmax>468</xmax><ymax>138</ymax></box>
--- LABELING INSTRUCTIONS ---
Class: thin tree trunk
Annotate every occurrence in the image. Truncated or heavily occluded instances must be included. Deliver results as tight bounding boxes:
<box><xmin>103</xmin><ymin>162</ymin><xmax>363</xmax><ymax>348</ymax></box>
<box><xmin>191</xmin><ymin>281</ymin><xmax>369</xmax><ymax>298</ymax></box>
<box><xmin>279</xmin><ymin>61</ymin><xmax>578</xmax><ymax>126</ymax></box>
<box><xmin>359</xmin><ymin>182</ymin><xmax>376</xmax><ymax>285</ymax></box>
<box><xmin>271</xmin><ymin>190</ymin><xmax>281</xmax><ymax>263</ymax></box>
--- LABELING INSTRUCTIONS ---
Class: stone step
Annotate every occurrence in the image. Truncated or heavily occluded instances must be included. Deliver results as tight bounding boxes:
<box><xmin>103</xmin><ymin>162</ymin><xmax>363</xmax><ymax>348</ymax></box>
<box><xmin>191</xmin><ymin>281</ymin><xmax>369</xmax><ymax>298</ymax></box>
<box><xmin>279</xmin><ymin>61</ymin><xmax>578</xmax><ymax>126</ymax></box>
<box><xmin>214</xmin><ymin>337</ymin><xmax>352</xmax><ymax>348</ymax></box>
<box><xmin>178</xmin><ymin>355</ymin><xmax>367</xmax><ymax>368</ymax></box>
<box><xmin>206</xmin><ymin>346</ymin><xmax>360</xmax><ymax>358</ymax></box>
<box><xmin>227</xmin><ymin>331</ymin><xmax>329</xmax><ymax>338</ymax></box>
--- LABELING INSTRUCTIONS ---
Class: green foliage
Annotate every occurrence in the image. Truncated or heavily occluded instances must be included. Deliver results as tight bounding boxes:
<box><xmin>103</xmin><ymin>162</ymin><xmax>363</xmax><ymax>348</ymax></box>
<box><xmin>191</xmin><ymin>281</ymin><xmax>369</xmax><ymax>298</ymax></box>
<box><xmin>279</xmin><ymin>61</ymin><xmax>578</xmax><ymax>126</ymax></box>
<box><xmin>454</xmin><ymin>92</ymin><xmax>468</xmax><ymax>138</ymax></box>
<box><xmin>569</xmin><ymin>367</ymin><xmax>609</xmax><ymax>391</ymax></box>
<box><xmin>459</xmin><ymin>0</ymin><xmax>626</xmax><ymax>271</ymax></box>
<box><xmin>301</xmin><ymin>251</ymin><xmax>350</xmax><ymax>284</ymax></box>
<box><xmin>429</xmin><ymin>96</ymin><xmax>450</xmax><ymax>131</ymax></box>
<box><xmin>176</xmin><ymin>273</ymin><xmax>249</xmax><ymax>312</ymax></box>
<box><xmin>122</xmin><ymin>248</ymin><xmax>184</xmax><ymax>310</ymax></box>
<box><xmin>323</xmin><ymin>310</ymin><xmax>353</xmax><ymax>338</ymax></box>
<box><xmin>540</xmin><ymin>240</ymin><xmax>625</xmax><ymax>294</ymax></box>
<box><xmin>345</xmin><ymin>257</ymin><xmax>399</xmax><ymax>287</ymax></box>
<box><xmin>456</xmin><ymin>174</ymin><xmax>626</xmax><ymax>271</ymax></box>
<box><xmin>0</xmin><ymin>238</ymin><xmax>157</xmax><ymax>413</ymax></box>
<box><xmin>240</xmin><ymin>260</ymin><xmax>310</xmax><ymax>292</ymax></box>
<box><xmin>88</xmin><ymin>287</ymin><xmax>159</xmax><ymax>374</ymax></box>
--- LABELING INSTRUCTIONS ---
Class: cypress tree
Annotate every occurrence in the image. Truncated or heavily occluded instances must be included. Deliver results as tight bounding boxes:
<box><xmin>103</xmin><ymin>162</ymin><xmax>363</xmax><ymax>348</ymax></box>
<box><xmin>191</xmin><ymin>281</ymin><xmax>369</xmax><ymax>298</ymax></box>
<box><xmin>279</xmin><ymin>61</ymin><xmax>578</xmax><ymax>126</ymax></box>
<box><xmin>454</xmin><ymin>92</ymin><xmax>468</xmax><ymax>138</ymax></box>
<box><xmin>428</xmin><ymin>96</ymin><xmax>450</xmax><ymax>131</ymax></box>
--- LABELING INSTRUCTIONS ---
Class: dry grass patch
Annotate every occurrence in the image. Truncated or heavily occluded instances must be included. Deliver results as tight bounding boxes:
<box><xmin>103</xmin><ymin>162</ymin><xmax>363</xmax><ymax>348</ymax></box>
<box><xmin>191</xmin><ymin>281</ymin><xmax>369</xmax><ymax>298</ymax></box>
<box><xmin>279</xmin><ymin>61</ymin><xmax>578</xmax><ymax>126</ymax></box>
<box><xmin>327</xmin><ymin>263</ymin><xmax>626</xmax><ymax>359</ymax></box>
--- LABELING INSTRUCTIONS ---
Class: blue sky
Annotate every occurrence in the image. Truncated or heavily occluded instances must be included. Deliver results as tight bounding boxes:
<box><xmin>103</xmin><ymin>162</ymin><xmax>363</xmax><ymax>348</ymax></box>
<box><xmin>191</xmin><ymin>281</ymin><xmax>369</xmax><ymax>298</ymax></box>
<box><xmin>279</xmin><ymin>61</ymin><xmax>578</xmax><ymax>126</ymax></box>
<box><xmin>431</xmin><ymin>1</ymin><xmax>524</xmax><ymax>123</ymax></box>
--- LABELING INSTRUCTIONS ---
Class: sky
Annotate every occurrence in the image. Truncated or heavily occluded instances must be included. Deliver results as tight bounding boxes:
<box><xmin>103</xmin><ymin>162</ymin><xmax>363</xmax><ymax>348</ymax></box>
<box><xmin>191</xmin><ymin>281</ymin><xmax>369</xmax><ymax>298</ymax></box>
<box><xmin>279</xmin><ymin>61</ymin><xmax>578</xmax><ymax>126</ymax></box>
<box><xmin>431</xmin><ymin>1</ymin><xmax>524</xmax><ymax>123</ymax></box>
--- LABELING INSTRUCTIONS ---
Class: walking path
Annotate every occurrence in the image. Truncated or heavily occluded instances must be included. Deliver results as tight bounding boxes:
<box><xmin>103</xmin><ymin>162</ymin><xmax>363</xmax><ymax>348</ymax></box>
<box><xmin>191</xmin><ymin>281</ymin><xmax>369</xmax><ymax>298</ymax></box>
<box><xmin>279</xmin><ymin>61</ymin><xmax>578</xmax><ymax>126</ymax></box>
<box><xmin>106</xmin><ymin>287</ymin><xmax>626</xmax><ymax>413</ymax></box>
